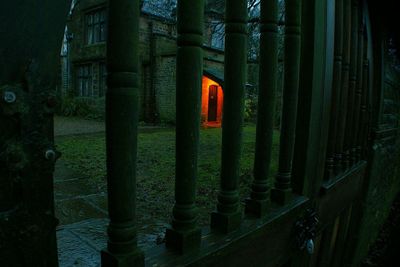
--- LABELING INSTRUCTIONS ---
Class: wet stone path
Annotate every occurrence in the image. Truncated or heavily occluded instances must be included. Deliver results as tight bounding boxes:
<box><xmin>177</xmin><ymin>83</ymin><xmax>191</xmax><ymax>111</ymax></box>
<box><xmin>57</xmin><ymin>219</ymin><xmax>107</xmax><ymax>267</ymax></box>
<box><xmin>54</xmin><ymin>157</ymin><xmax>107</xmax><ymax>267</ymax></box>
<box><xmin>55</xmin><ymin>153</ymin><xmax>168</xmax><ymax>267</ymax></box>
<box><xmin>54</xmin><ymin>117</ymin><xmax>168</xmax><ymax>267</ymax></box>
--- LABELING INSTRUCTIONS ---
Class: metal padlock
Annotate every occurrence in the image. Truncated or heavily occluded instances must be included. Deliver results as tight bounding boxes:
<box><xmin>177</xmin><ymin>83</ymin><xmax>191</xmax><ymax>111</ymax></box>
<box><xmin>306</xmin><ymin>239</ymin><xmax>314</xmax><ymax>255</ymax></box>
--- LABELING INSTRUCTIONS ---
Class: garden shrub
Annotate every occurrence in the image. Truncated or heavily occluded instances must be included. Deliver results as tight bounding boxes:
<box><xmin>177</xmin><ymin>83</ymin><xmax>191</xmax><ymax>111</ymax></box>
<box><xmin>244</xmin><ymin>87</ymin><xmax>258</xmax><ymax>122</ymax></box>
<box><xmin>59</xmin><ymin>96</ymin><xmax>105</xmax><ymax>120</ymax></box>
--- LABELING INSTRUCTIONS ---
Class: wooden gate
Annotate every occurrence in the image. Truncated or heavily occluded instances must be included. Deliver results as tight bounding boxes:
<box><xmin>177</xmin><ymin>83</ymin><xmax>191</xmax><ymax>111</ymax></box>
<box><xmin>1</xmin><ymin>0</ymin><xmax>399</xmax><ymax>267</ymax></box>
<box><xmin>101</xmin><ymin>0</ymin><xmax>376</xmax><ymax>266</ymax></box>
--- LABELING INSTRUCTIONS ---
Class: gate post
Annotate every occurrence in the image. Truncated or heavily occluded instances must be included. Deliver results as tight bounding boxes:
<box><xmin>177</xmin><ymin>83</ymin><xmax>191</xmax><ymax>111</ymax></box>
<box><xmin>0</xmin><ymin>1</ymin><xmax>70</xmax><ymax>266</ymax></box>
<box><xmin>271</xmin><ymin>0</ymin><xmax>302</xmax><ymax>205</ymax></box>
<box><xmin>245</xmin><ymin>0</ymin><xmax>279</xmax><ymax>217</ymax></box>
<box><xmin>211</xmin><ymin>0</ymin><xmax>248</xmax><ymax>233</ymax></box>
<box><xmin>165</xmin><ymin>0</ymin><xmax>204</xmax><ymax>253</ymax></box>
<box><xmin>101</xmin><ymin>0</ymin><xmax>144</xmax><ymax>266</ymax></box>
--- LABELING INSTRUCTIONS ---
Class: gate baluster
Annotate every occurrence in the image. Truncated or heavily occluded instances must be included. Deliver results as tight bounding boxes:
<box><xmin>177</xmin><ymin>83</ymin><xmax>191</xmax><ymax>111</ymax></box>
<box><xmin>101</xmin><ymin>0</ymin><xmax>144</xmax><ymax>266</ymax></box>
<box><xmin>344</xmin><ymin>0</ymin><xmax>359</xmax><ymax>167</ymax></box>
<box><xmin>353</xmin><ymin>11</ymin><xmax>364</xmax><ymax>162</ymax></box>
<box><xmin>165</xmin><ymin>0</ymin><xmax>204</xmax><ymax>253</ymax></box>
<box><xmin>245</xmin><ymin>0</ymin><xmax>278</xmax><ymax>217</ymax></box>
<box><xmin>326</xmin><ymin>0</ymin><xmax>344</xmax><ymax>179</ymax></box>
<box><xmin>211</xmin><ymin>0</ymin><xmax>248</xmax><ymax>233</ymax></box>
<box><xmin>335</xmin><ymin>0</ymin><xmax>352</xmax><ymax>172</ymax></box>
<box><xmin>360</xmin><ymin>56</ymin><xmax>369</xmax><ymax>159</ymax></box>
<box><xmin>271</xmin><ymin>0</ymin><xmax>302</xmax><ymax>205</ymax></box>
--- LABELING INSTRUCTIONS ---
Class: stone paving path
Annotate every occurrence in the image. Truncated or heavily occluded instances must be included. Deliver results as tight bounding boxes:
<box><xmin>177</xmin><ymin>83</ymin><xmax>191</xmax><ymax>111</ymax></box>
<box><xmin>54</xmin><ymin>116</ymin><xmax>165</xmax><ymax>137</ymax></box>
<box><xmin>55</xmin><ymin>155</ymin><xmax>166</xmax><ymax>267</ymax></box>
<box><xmin>57</xmin><ymin>219</ymin><xmax>107</xmax><ymax>267</ymax></box>
<box><xmin>54</xmin><ymin>157</ymin><xmax>108</xmax><ymax>267</ymax></box>
<box><xmin>57</xmin><ymin>218</ymin><xmax>168</xmax><ymax>267</ymax></box>
<box><xmin>54</xmin><ymin>160</ymin><xmax>107</xmax><ymax>225</ymax></box>
<box><xmin>54</xmin><ymin>116</ymin><xmax>168</xmax><ymax>266</ymax></box>
<box><xmin>54</xmin><ymin>116</ymin><xmax>105</xmax><ymax>137</ymax></box>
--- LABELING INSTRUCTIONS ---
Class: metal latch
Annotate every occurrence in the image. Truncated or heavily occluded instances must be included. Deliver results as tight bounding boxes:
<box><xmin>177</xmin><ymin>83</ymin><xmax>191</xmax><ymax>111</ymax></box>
<box><xmin>294</xmin><ymin>208</ymin><xmax>319</xmax><ymax>255</ymax></box>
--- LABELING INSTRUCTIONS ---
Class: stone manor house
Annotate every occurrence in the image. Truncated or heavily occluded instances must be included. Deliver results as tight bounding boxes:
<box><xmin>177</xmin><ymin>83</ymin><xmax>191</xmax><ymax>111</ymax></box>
<box><xmin>60</xmin><ymin>0</ymin><xmax>258</xmax><ymax>124</ymax></box>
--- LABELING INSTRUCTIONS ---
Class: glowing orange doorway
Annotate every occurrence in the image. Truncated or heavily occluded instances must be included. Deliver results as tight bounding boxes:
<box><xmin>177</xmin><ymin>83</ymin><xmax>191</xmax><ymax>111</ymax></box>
<box><xmin>202</xmin><ymin>76</ymin><xmax>224</xmax><ymax>127</ymax></box>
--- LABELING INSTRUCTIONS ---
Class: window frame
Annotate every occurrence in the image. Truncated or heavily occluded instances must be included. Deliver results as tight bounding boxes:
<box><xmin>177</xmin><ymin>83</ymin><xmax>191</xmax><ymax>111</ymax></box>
<box><xmin>85</xmin><ymin>7</ymin><xmax>107</xmax><ymax>45</ymax></box>
<box><xmin>99</xmin><ymin>62</ymin><xmax>107</xmax><ymax>97</ymax></box>
<box><xmin>76</xmin><ymin>63</ymin><xmax>94</xmax><ymax>97</ymax></box>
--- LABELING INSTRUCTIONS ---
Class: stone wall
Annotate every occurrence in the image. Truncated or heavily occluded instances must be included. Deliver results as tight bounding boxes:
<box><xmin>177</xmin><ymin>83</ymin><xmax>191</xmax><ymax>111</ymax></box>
<box><xmin>150</xmin><ymin>45</ymin><xmax>260</xmax><ymax>123</ymax></box>
<box><xmin>351</xmin><ymin>49</ymin><xmax>400</xmax><ymax>265</ymax></box>
<box><xmin>154</xmin><ymin>55</ymin><xmax>177</xmax><ymax>122</ymax></box>
<box><xmin>65</xmin><ymin>0</ymin><xmax>180</xmax><ymax>121</ymax></box>
<box><xmin>63</xmin><ymin>0</ymin><xmax>262</xmax><ymax>123</ymax></box>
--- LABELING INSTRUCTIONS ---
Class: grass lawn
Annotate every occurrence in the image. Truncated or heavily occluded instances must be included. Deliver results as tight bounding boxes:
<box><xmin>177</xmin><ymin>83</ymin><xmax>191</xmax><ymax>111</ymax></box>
<box><xmin>56</xmin><ymin>125</ymin><xmax>279</xmax><ymax>229</ymax></box>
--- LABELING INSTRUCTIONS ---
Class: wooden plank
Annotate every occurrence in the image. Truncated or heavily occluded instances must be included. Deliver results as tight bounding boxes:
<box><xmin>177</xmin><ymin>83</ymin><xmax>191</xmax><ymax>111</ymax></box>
<box><xmin>331</xmin><ymin>206</ymin><xmax>353</xmax><ymax>267</ymax></box>
<box><xmin>146</xmin><ymin>197</ymin><xmax>309</xmax><ymax>267</ymax></box>
<box><xmin>318</xmin><ymin>162</ymin><xmax>366</xmax><ymax>225</ymax></box>
<box><xmin>316</xmin><ymin>222</ymin><xmax>336</xmax><ymax>267</ymax></box>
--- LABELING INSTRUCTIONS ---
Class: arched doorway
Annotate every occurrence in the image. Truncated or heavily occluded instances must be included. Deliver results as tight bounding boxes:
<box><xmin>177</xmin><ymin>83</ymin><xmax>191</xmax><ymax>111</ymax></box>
<box><xmin>202</xmin><ymin>75</ymin><xmax>224</xmax><ymax>127</ymax></box>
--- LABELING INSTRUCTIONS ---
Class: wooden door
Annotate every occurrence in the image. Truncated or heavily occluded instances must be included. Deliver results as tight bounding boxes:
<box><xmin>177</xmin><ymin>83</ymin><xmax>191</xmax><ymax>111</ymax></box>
<box><xmin>208</xmin><ymin>85</ymin><xmax>218</xmax><ymax>122</ymax></box>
